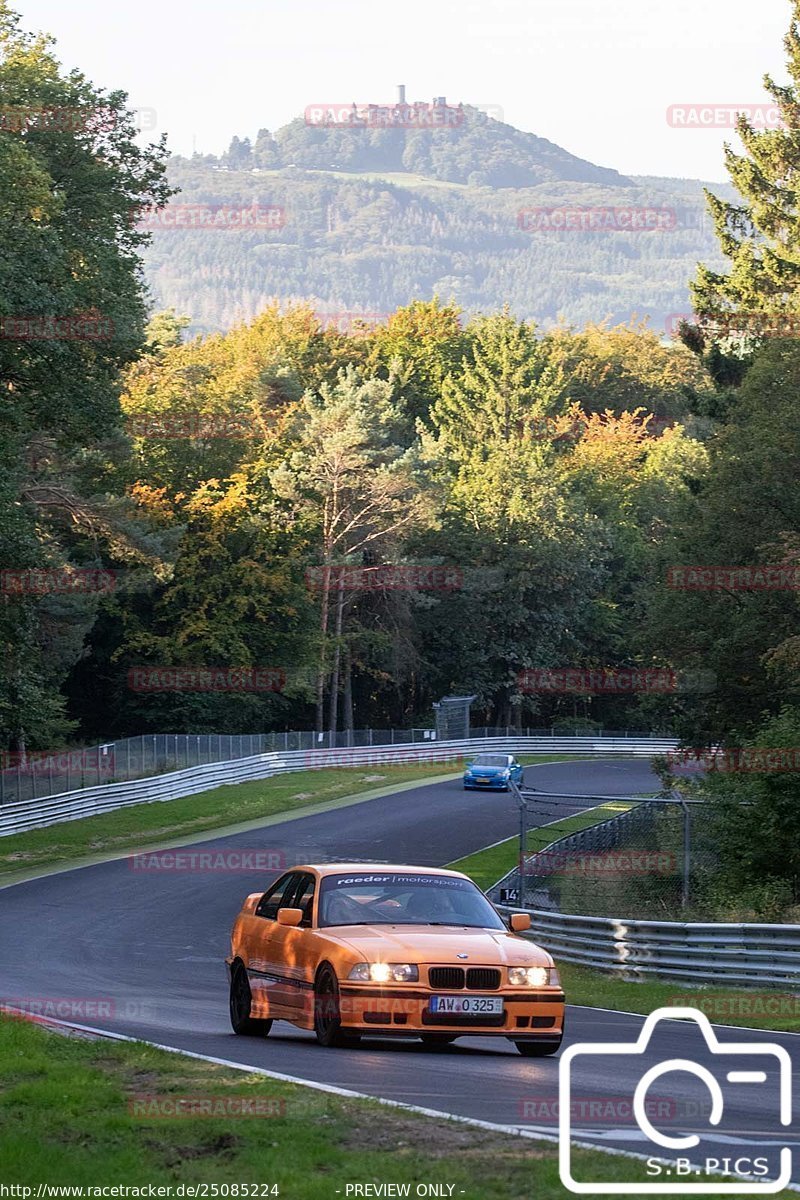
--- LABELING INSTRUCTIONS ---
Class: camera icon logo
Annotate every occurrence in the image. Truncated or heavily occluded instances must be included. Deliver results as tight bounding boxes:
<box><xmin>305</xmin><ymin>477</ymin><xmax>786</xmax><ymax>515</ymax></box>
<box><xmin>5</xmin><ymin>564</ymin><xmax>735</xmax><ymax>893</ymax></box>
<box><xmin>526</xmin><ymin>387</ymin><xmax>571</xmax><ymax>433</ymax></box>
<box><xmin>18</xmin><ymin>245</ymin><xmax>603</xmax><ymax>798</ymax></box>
<box><xmin>559</xmin><ymin>1006</ymin><xmax>793</xmax><ymax>1194</ymax></box>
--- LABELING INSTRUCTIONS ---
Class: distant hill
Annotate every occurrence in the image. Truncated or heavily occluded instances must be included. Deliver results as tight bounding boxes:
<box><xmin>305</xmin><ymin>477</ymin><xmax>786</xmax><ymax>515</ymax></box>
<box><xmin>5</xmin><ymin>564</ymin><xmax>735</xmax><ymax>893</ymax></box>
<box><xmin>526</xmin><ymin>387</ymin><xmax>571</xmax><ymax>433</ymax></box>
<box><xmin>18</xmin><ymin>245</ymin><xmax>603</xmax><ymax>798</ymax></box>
<box><xmin>141</xmin><ymin>106</ymin><xmax>732</xmax><ymax>335</ymax></box>
<box><xmin>246</xmin><ymin>106</ymin><xmax>632</xmax><ymax>188</ymax></box>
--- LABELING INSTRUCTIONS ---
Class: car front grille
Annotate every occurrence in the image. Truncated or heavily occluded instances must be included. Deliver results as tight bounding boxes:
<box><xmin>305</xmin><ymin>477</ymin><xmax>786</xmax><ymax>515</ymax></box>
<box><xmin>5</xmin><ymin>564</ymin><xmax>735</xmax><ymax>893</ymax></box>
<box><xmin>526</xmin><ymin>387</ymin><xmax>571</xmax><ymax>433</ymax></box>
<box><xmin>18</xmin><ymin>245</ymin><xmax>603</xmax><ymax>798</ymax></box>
<box><xmin>428</xmin><ymin>967</ymin><xmax>501</xmax><ymax>990</ymax></box>
<box><xmin>466</xmin><ymin>967</ymin><xmax>501</xmax><ymax>990</ymax></box>
<box><xmin>429</xmin><ymin>967</ymin><xmax>465</xmax><ymax>989</ymax></box>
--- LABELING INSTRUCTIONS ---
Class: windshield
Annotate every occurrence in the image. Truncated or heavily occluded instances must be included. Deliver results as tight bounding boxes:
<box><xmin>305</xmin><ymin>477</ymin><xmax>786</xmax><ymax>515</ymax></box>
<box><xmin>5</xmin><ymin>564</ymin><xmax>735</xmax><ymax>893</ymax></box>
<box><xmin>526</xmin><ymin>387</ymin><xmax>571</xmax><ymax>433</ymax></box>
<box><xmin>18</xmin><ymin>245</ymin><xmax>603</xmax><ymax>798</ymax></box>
<box><xmin>318</xmin><ymin>872</ymin><xmax>506</xmax><ymax>930</ymax></box>
<box><xmin>471</xmin><ymin>755</ymin><xmax>510</xmax><ymax>767</ymax></box>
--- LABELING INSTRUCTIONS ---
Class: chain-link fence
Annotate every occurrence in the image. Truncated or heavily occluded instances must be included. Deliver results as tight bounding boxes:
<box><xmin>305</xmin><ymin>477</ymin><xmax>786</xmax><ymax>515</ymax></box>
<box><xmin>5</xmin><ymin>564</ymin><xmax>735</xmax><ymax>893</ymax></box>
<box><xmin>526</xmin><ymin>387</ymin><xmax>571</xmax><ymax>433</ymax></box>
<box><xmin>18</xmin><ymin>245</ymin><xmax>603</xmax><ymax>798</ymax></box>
<box><xmin>492</xmin><ymin>794</ymin><xmax>721</xmax><ymax>920</ymax></box>
<box><xmin>0</xmin><ymin>725</ymin><xmax>666</xmax><ymax>806</ymax></box>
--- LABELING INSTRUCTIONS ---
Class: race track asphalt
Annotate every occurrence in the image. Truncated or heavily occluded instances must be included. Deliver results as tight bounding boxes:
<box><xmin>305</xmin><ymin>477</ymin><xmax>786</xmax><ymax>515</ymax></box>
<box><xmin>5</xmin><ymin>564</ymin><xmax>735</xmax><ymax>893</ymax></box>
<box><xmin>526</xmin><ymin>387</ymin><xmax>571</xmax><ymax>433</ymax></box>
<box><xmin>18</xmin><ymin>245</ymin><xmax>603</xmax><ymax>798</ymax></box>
<box><xmin>1</xmin><ymin>758</ymin><xmax>797</xmax><ymax>1190</ymax></box>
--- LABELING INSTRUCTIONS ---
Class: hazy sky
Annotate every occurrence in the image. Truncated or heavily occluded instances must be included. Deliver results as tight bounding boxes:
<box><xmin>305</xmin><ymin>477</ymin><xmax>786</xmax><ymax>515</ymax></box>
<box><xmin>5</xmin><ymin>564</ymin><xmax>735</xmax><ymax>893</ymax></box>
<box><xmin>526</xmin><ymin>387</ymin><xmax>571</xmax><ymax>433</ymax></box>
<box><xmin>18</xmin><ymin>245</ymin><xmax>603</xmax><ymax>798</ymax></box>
<box><xmin>12</xmin><ymin>0</ymin><xmax>792</xmax><ymax>180</ymax></box>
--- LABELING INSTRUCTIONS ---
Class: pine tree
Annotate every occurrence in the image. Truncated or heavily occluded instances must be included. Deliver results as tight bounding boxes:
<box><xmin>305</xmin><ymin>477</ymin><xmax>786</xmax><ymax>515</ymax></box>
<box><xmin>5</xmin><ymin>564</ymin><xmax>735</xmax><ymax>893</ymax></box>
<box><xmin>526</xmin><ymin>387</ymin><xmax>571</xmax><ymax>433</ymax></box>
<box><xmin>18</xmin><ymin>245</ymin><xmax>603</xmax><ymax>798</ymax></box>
<box><xmin>692</xmin><ymin>2</ymin><xmax>800</xmax><ymax>333</ymax></box>
<box><xmin>429</xmin><ymin>310</ymin><xmax>565</xmax><ymax>461</ymax></box>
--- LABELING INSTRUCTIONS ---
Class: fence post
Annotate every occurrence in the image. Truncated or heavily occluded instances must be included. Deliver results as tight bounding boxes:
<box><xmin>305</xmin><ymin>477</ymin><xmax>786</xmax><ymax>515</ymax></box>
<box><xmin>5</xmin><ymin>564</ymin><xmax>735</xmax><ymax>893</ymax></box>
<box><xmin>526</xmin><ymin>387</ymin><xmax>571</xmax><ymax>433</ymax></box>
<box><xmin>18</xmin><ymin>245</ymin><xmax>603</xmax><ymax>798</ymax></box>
<box><xmin>679</xmin><ymin>795</ymin><xmax>691</xmax><ymax>908</ymax></box>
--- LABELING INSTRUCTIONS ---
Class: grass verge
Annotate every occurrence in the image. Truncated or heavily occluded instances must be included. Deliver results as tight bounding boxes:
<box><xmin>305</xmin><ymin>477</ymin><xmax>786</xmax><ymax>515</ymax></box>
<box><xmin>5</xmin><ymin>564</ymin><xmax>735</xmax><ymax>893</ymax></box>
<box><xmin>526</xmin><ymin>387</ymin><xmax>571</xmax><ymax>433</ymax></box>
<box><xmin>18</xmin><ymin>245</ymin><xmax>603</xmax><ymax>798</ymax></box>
<box><xmin>0</xmin><ymin>754</ymin><xmax>573</xmax><ymax>886</ymax></box>
<box><xmin>448</xmin><ymin>801</ymin><xmax>635</xmax><ymax>890</ymax></box>
<box><xmin>558</xmin><ymin>961</ymin><xmax>800</xmax><ymax>1033</ymax></box>
<box><xmin>3</xmin><ymin>1013</ymin><xmax>786</xmax><ymax>1198</ymax></box>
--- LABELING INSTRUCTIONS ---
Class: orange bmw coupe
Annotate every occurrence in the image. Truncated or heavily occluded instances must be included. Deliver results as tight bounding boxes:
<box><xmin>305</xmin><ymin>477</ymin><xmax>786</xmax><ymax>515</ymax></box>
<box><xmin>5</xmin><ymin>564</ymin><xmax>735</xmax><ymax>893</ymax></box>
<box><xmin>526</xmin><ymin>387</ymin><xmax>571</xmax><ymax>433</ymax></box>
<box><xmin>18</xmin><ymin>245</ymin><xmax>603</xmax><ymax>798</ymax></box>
<box><xmin>226</xmin><ymin>863</ymin><xmax>565</xmax><ymax>1054</ymax></box>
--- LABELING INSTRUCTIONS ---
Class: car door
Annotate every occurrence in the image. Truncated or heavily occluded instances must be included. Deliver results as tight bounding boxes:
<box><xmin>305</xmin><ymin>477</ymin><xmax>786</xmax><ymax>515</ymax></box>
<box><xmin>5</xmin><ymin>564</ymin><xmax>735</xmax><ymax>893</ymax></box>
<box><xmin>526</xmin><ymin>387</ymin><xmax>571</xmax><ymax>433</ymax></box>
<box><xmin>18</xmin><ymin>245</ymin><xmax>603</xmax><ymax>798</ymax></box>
<box><xmin>511</xmin><ymin>757</ymin><xmax>523</xmax><ymax>784</ymax></box>
<box><xmin>246</xmin><ymin>871</ymin><xmax>300</xmax><ymax>1016</ymax></box>
<box><xmin>272</xmin><ymin>872</ymin><xmax>318</xmax><ymax>1022</ymax></box>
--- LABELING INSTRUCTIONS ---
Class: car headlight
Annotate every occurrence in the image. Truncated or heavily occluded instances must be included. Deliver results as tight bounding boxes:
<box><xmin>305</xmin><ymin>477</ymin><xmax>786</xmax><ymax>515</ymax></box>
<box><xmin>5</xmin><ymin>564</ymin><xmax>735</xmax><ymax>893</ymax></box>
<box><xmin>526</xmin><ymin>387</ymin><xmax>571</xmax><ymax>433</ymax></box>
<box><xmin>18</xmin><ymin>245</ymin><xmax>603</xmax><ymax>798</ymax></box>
<box><xmin>348</xmin><ymin>963</ymin><xmax>419</xmax><ymax>983</ymax></box>
<box><xmin>508</xmin><ymin>966</ymin><xmax>555</xmax><ymax>987</ymax></box>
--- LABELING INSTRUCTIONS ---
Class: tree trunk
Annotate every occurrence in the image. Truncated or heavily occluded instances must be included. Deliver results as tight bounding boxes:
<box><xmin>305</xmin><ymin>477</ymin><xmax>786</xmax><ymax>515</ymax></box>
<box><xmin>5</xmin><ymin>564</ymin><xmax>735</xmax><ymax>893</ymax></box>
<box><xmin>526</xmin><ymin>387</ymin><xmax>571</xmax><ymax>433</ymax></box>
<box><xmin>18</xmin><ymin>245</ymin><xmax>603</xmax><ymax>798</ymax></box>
<box><xmin>314</xmin><ymin>563</ymin><xmax>333</xmax><ymax>736</ymax></box>
<box><xmin>343</xmin><ymin>644</ymin><xmax>354</xmax><ymax>740</ymax></box>
<box><xmin>327</xmin><ymin>572</ymin><xmax>346</xmax><ymax>745</ymax></box>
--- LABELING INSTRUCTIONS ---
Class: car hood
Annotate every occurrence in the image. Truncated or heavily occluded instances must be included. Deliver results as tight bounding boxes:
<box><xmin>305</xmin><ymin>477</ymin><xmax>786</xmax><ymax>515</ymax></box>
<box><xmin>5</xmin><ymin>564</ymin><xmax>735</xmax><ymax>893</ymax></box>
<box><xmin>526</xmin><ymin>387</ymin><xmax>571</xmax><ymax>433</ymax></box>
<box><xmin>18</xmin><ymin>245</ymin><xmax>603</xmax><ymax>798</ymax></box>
<box><xmin>465</xmin><ymin>765</ymin><xmax>508</xmax><ymax>774</ymax></box>
<box><xmin>327</xmin><ymin>924</ymin><xmax>552</xmax><ymax>967</ymax></box>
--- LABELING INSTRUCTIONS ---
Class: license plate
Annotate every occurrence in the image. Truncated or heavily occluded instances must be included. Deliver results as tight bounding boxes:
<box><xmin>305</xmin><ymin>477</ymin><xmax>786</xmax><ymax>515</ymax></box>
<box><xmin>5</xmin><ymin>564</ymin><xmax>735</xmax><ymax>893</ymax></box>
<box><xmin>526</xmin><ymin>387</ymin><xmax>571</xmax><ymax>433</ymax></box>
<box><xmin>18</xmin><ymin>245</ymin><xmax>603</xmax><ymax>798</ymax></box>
<box><xmin>476</xmin><ymin>777</ymin><xmax>490</xmax><ymax>783</ymax></box>
<box><xmin>429</xmin><ymin>995</ymin><xmax>504</xmax><ymax>1015</ymax></box>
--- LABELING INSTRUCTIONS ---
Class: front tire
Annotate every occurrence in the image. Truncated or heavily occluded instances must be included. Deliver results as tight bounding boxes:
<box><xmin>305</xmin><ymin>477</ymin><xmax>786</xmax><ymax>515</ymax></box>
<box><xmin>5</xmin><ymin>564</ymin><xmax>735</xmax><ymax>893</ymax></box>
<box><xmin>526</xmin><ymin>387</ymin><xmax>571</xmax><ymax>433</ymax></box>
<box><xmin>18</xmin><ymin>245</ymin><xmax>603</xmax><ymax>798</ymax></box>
<box><xmin>514</xmin><ymin>1039</ymin><xmax>562</xmax><ymax>1057</ymax></box>
<box><xmin>229</xmin><ymin>963</ymin><xmax>272</xmax><ymax>1037</ymax></box>
<box><xmin>314</xmin><ymin>965</ymin><xmax>360</xmax><ymax>1048</ymax></box>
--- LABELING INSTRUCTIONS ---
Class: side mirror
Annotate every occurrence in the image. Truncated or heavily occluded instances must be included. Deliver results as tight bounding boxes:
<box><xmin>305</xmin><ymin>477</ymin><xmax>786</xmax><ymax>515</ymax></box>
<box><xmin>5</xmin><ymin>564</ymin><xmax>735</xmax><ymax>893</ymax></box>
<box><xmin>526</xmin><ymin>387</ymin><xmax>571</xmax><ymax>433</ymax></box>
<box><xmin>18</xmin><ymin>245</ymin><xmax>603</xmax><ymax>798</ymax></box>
<box><xmin>510</xmin><ymin>912</ymin><xmax>531</xmax><ymax>932</ymax></box>
<box><xmin>277</xmin><ymin>907</ymin><xmax>304</xmax><ymax>927</ymax></box>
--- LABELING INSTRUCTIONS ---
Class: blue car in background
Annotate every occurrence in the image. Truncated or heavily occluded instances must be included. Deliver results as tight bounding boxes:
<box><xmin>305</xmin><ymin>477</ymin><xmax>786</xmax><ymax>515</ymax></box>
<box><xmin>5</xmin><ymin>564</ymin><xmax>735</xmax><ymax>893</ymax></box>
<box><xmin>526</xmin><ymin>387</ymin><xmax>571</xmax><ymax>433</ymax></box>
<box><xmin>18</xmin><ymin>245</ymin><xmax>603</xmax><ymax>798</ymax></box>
<box><xmin>463</xmin><ymin>753</ymin><xmax>524</xmax><ymax>791</ymax></box>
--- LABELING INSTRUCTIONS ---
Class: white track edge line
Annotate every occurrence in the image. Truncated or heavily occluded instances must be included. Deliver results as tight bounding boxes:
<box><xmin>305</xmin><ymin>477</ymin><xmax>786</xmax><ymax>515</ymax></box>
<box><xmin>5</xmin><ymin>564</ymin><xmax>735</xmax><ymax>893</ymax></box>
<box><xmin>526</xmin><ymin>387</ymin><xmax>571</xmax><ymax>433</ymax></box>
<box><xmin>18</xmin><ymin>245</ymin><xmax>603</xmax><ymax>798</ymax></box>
<box><xmin>567</xmin><ymin>1003</ymin><xmax>800</xmax><ymax>1039</ymax></box>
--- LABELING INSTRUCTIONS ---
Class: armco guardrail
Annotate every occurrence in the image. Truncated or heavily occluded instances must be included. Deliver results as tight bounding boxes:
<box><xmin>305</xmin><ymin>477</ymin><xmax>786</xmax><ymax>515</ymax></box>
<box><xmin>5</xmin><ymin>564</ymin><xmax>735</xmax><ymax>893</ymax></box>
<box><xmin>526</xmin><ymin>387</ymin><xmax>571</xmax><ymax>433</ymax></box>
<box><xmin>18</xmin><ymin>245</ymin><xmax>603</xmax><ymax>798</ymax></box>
<box><xmin>494</xmin><ymin>904</ymin><xmax>800</xmax><ymax>988</ymax></box>
<box><xmin>0</xmin><ymin>735</ymin><xmax>677</xmax><ymax>837</ymax></box>
<box><xmin>0</xmin><ymin>726</ymin><xmax>668</xmax><ymax>804</ymax></box>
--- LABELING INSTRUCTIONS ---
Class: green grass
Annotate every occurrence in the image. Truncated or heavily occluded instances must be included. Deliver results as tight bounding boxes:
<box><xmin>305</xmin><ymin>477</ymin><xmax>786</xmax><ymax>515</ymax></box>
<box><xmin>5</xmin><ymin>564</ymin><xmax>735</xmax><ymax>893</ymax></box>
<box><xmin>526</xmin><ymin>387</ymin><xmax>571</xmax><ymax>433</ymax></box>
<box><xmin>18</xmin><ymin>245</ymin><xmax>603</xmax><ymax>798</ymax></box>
<box><xmin>0</xmin><ymin>762</ymin><xmax>461</xmax><ymax>884</ymax></box>
<box><xmin>559</xmin><ymin>962</ymin><xmax>800</xmax><ymax>1032</ymax></box>
<box><xmin>3</xmin><ymin>1014</ymin><xmax>788</xmax><ymax>1198</ymax></box>
<box><xmin>449</xmin><ymin>801</ymin><xmax>635</xmax><ymax>890</ymax></box>
<box><xmin>0</xmin><ymin>754</ymin><xmax>574</xmax><ymax>885</ymax></box>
